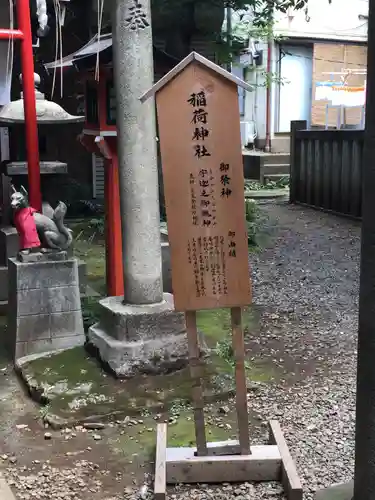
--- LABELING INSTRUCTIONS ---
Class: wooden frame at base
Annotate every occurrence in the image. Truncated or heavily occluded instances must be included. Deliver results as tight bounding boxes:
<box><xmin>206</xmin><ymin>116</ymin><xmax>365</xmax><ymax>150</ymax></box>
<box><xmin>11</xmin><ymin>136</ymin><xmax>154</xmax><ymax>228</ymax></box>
<box><xmin>154</xmin><ymin>421</ymin><xmax>303</xmax><ymax>500</ymax></box>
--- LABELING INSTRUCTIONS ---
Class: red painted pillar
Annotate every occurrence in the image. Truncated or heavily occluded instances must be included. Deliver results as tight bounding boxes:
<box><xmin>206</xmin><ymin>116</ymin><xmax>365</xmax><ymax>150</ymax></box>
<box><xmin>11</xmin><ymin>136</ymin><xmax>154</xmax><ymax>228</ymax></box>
<box><xmin>16</xmin><ymin>0</ymin><xmax>42</xmax><ymax>211</ymax></box>
<box><xmin>104</xmin><ymin>155</ymin><xmax>124</xmax><ymax>296</ymax></box>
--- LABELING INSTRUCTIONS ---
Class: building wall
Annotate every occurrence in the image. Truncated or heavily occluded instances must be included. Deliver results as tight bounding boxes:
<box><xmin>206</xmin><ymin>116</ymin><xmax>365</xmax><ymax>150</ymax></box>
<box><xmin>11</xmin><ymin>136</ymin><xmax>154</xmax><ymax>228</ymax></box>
<box><xmin>311</xmin><ymin>43</ymin><xmax>367</xmax><ymax>127</ymax></box>
<box><xmin>274</xmin><ymin>0</ymin><xmax>368</xmax><ymax>43</ymax></box>
<box><xmin>277</xmin><ymin>44</ymin><xmax>313</xmax><ymax>132</ymax></box>
<box><xmin>0</xmin><ymin>2</ymin><xmax>11</xmax><ymax>106</ymax></box>
<box><xmin>237</xmin><ymin>0</ymin><xmax>368</xmax><ymax>143</ymax></box>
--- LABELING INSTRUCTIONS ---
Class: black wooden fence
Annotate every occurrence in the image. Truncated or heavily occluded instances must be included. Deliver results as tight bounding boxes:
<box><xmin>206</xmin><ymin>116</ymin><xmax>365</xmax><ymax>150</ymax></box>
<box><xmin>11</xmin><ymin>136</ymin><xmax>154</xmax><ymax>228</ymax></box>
<box><xmin>289</xmin><ymin>120</ymin><xmax>364</xmax><ymax>218</ymax></box>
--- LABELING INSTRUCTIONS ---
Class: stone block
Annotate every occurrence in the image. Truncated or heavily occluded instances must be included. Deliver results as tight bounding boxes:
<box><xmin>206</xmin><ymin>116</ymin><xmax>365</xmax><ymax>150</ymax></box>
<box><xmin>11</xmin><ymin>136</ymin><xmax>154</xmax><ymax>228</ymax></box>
<box><xmin>50</xmin><ymin>310</ymin><xmax>84</xmax><ymax>338</ymax></box>
<box><xmin>15</xmin><ymin>334</ymin><xmax>85</xmax><ymax>360</ymax></box>
<box><xmin>8</xmin><ymin>257</ymin><xmax>85</xmax><ymax>360</ymax></box>
<box><xmin>99</xmin><ymin>294</ymin><xmax>185</xmax><ymax>342</ymax></box>
<box><xmin>12</xmin><ymin>286</ymin><xmax>81</xmax><ymax>316</ymax></box>
<box><xmin>77</xmin><ymin>259</ymin><xmax>87</xmax><ymax>294</ymax></box>
<box><xmin>17</xmin><ymin>250</ymin><xmax>68</xmax><ymax>263</ymax></box>
<box><xmin>0</xmin><ymin>227</ymin><xmax>19</xmax><ymax>266</ymax></box>
<box><xmin>161</xmin><ymin>241</ymin><xmax>172</xmax><ymax>294</ymax></box>
<box><xmin>14</xmin><ymin>310</ymin><xmax>84</xmax><ymax>342</ymax></box>
<box><xmin>89</xmin><ymin>324</ymin><xmax>188</xmax><ymax>378</ymax></box>
<box><xmin>8</xmin><ymin>258</ymin><xmax>78</xmax><ymax>291</ymax></box>
<box><xmin>0</xmin><ymin>266</ymin><xmax>7</xmax><ymax>301</ymax></box>
<box><xmin>14</xmin><ymin>314</ymin><xmax>51</xmax><ymax>342</ymax></box>
<box><xmin>88</xmin><ymin>292</ymin><xmax>189</xmax><ymax>377</ymax></box>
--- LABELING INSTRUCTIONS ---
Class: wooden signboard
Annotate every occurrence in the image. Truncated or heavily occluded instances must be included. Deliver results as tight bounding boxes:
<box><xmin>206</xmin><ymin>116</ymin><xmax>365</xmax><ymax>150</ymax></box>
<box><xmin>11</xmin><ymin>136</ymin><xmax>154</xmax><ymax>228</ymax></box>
<box><xmin>140</xmin><ymin>53</ymin><xmax>303</xmax><ymax>500</ymax></box>
<box><xmin>143</xmin><ymin>54</ymin><xmax>251</xmax><ymax>312</ymax></box>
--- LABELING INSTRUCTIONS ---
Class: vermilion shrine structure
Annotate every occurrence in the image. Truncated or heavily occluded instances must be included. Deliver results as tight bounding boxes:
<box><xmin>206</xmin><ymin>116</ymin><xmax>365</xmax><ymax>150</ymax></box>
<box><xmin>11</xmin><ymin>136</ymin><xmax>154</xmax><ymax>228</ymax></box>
<box><xmin>0</xmin><ymin>0</ymin><xmax>42</xmax><ymax>212</ymax></box>
<box><xmin>45</xmin><ymin>34</ymin><xmax>178</xmax><ymax>297</ymax></box>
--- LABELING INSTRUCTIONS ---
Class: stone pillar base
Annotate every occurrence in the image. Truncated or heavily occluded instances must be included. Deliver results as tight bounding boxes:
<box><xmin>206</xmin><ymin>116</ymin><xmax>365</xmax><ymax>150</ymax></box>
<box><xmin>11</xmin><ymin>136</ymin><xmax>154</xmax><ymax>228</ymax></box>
<box><xmin>88</xmin><ymin>293</ymin><xmax>190</xmax><ymax>377</ymax></box>
<box><xmin>8</xmin><ymin>256</ymin><xmax>85</xmax><ymax>360</ymax></box>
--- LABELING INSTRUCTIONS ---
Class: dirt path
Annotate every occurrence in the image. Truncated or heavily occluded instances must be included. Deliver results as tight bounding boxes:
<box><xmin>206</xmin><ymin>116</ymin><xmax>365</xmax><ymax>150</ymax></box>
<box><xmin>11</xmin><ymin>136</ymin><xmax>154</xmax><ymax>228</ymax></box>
<box><xmin>0</xmin><ymin>201</ymin><xmax>360</xmax><ymax>500</ymax></box>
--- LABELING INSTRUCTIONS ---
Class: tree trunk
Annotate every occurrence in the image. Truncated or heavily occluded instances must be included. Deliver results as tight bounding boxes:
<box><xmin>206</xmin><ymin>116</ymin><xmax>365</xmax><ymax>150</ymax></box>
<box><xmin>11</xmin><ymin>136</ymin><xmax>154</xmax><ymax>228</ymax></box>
<box><xmin>353</xmin><ymin>0</ymin><xmax>375</xmax><ymax>498</ymax></box>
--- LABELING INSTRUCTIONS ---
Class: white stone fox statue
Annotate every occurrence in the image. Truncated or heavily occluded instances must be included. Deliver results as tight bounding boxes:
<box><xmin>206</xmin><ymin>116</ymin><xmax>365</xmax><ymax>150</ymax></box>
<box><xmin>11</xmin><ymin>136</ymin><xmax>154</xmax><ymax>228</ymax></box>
<box><xmin>10</xmin><ymin>185</ymin><xmax>73</xmax><ymax>251</ymax></box>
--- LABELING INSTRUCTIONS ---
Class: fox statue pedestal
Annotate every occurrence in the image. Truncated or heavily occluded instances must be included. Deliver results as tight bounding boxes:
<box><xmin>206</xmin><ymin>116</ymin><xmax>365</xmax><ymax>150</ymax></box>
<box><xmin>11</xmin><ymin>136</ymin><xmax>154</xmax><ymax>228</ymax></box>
<box><xmin>7</xmin><ymin>189</ymin><xmax>85</xmax><ymax>360</ymax></box>
<box><xmin>7</xmin><ymin>251</ymin><xmax>85</xmax><ymax>360</ymax></box>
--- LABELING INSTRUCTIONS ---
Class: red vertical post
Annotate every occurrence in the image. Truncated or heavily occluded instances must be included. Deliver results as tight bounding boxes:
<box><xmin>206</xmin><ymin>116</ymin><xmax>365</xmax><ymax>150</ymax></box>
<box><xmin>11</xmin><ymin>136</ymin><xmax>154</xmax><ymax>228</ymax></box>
<box><xmin>16</xmin><ymin>0</ymin><xmax>42</xmax><ymax>211</ymax></box>
<box><xmin>104</xmin><ymin>154</ymin><xmax>124</xmax><ymax>296</ymax></box>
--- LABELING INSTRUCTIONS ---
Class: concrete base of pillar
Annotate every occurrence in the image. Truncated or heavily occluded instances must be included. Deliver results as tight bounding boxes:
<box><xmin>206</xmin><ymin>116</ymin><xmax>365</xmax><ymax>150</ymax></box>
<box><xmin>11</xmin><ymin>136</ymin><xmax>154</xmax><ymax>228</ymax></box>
<box><xmin>315</xmin><ymin>481</ymin><xmax>353</xmax><ymax>500</ymax></box>
<box><xmin>88</xmin><ymin>293</ymin><xmax>190</xmax><ymax>377</ymax></box>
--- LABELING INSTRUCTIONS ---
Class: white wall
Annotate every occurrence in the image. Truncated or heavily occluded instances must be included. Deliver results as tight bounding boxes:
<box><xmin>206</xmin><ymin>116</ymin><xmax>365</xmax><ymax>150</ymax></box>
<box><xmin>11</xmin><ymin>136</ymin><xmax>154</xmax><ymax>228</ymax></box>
<box><xmin>277</xmin><ymin>45</ymin><xmax>313</xmax><ymax>132</ymax></box>
<box><xmin>274</xmin><ymin>0</ymin><xmax>368</xmax><ymax>42</ymax></box>
<box><xmin>0</xmin><ymin>2</ymin><xmax>12</xmax><ymax>105</ymax></box>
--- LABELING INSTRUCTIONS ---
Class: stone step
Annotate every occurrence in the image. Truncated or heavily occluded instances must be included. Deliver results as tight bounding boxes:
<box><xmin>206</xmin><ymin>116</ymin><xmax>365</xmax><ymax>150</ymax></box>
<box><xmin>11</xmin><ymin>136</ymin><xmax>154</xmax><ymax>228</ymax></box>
<box><xmin>263</xmin><ymin>153</ymin><xmax>290</xmax><ymax>166</ymax></box>
<box><xmin>243</xmin><ymin>151</ymin><xmax>290</xmax><ymax>180</ymax></box>
<box><xmin>263</xmin><ymin>173</ymin><xmax>290</xmax><ymax>183</ymax></box>
<box><xmin>261</xmin><ymin>163</ymin><xmax>290</xmax><ymax>176</ymax></box>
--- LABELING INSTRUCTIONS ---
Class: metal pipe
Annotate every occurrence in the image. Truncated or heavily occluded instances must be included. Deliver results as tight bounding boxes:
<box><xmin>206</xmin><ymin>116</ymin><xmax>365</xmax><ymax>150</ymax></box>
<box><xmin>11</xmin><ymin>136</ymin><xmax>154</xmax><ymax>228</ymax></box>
<box><xmin>226</xmin><ymin>7</ymin><xmax>232</xmax><ymax>73</ymax></box>
<box><xmin>265</xmin><ymin>2</ymin><xmax>273</xmax><ymax>152</ymax></box>
<box><xmin>16</xmin><ymin>0</ymin><xmax>42</xmax><ymax>211</ymax></box>
<box><xmin>0</xmin><ymin>29</ymin><xmax>24</xmax><ymax>40</ymax></box>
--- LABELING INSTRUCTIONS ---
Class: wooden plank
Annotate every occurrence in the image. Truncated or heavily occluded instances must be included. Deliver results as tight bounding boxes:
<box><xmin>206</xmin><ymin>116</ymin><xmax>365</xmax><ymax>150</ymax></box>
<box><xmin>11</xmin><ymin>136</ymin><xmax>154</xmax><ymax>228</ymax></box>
<box><xmin>231</xmin><ymin>307</ymin><xmax>250</xmax><ymax>454</ymax></box>
<box><xmin>268</xmin><ymin>420</ymin><xmax>303</xmax><ymax>500</ymax></box>
<box><xmin>313</xmin><ymin>139</ymin><xmax>321</xmax><ymax>209</ymax></box>
<box><xmin>322</xmin><ymin>140</ymin><xmax>332</xmax><ymax>211</ymax></box>
<box><xmin>0</xmin><ymin>473</ymin><xmax>16</xmax><ymax>500</ymax></box>
<box><xmin>185</xmin><ymin>310</ymin><xmax>207</xmax><ymax>456</ymax></box>
<box><xmin>331</xmin><ymin>140</ymin><xmax>341</xmax><ymax>212</ymax></box>
<box><xmin>305</xmin><ymin>139</ymin><xmax>313</xmax><ymax>205</ymax></box>
<box><xmin>349</xmin><ymin>138</ymin><xmax>362</xmax><ymax>217</ymax></box>
<box><xmin>166</xmin><ymin>443</ymin><xmax>281</xmax><ymax>484</ymax></box>
<box><xmin>340</xmin><ymin>140</ymin><xmax>351</xmax><ymax>215</ymax></box>
<box><xmin>156</xmin><ymin>61</ymin><xmax>251</xmax><ymax>312</ymax></box>
<box><xmin>154</xmin><ymin>423</ymin><xmax>167</xmax><ymax>500</ymax></box>
<box><xmin>298</xmin><ymin>140</ymin><xmax>307</xmax><ymax>204</ymax></box>
<box><xmin>289</xmin><ymin>121</ymin><xmax>307</xmax><ymax>205</ymax></box>
<box><xmin>140</xmin><ymin>51</ymin><xmax>253</xmax><ymax>103</ymax></box>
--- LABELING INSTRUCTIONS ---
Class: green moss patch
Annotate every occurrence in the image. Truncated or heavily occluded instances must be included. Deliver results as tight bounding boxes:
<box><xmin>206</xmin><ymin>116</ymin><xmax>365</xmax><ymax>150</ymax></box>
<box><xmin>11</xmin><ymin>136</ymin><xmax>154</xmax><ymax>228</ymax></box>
<box><xmin>107</xmin><ymin>409</ymin><xmax>239</xmax><ymax>461</ymax></box>
<box><xmin>16</xmin><ymin>306</ymin><xmax>277</xmax><ymax>428</ymax></box>
<box><xmin>17</xmin><ymin>344</ymin><xmax>241</xmax><ymax>426</ymax></box>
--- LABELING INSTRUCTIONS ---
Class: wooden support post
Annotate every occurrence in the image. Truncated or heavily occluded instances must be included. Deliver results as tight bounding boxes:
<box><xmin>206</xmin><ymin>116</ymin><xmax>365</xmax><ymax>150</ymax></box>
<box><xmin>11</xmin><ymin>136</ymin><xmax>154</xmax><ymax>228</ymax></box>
<box><xmin>185</xmin><ymin>310</ymin><xmax>207</xmax><ymax>456</ymax></box>
<box><xmin>269</xmin><ymin>420</ymin><xmax>303</xmax><ymax>500</ymax></box>
<box><xmin>154</xmin><ymin>423</ymin><xmax>167</xmax><ymax>500</ymax></box>
<box><xmin>231</xmin><ymin>307</ymin><xmax>250</xmax><ymax>454</ymax></box>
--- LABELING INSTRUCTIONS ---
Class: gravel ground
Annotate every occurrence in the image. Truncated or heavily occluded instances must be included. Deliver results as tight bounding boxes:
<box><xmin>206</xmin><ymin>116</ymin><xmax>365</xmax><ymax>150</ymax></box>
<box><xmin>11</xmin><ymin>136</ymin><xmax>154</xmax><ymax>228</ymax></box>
<box><xmin>248</xmin><ymin>201</ymin><xmax>359</xmax><ymax>499</ymax></box>
<box><xmin>0</xmin><ymin>201</ymin><xmax>360</xmax><ymax>500</ymax></box>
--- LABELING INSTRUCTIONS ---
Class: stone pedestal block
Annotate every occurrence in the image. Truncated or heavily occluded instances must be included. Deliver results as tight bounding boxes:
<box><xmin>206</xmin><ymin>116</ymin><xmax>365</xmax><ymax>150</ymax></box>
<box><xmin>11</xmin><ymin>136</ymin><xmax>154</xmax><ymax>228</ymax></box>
<box><xmin>8</xmin><ymin>256</ymin><xmax>85</xmax><ymax>360</ymax></box>
<box><xmin>0</xmin><ymin>227</ymin><xmax>19</xmax><ymax>266</ymax></box>
<box><xmin>88</xmin><ymin>293</ymin><xmax>190</xmax><ymax>377</ymax></box>
<box><xmin>0</xmin><ymin>225</ymin><xmax>87</xmax><ymax>307</ymax></box>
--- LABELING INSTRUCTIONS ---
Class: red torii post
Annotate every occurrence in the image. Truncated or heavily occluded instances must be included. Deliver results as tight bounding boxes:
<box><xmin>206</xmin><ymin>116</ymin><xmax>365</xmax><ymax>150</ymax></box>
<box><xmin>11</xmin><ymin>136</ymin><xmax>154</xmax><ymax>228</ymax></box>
<box><xmin>0</xmin><ymin>0</ymin><xmax>42</xmax><ymax>212</ymax></box>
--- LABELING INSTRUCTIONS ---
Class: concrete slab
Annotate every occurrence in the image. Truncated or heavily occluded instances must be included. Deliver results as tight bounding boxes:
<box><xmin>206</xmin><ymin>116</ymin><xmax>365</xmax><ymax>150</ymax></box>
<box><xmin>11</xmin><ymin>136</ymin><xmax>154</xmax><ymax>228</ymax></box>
<box><xmin>88</xmin><ymin>293</ymin><xmax>190</xmax><ymax>377</ymax></box>
<box><xmin>315</xmin><ymin>481</ymin><xmax>353</xmax><ymax>500</ymax></box>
